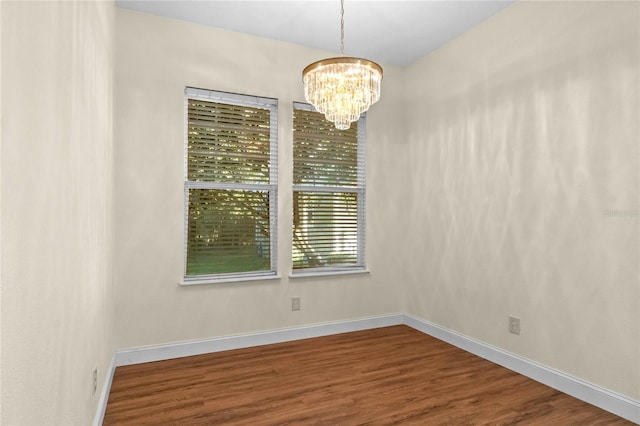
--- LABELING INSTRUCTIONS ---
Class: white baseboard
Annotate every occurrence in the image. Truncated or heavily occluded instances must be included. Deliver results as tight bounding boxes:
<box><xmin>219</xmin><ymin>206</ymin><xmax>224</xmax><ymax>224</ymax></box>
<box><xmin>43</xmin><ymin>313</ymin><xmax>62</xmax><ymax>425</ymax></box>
<box><xmin>95</xmin><ymin>313</ymin><xmax>639</xmax><ymax>425</ymax></box>
<box><xmin>404</xmin><ymin>313</ymin><xmax>640</xmax><ymax>424</ymax></box>
<box><xmin>93</xmin><ymin>353</ymin><xmax>116</xmax><ymax>426</ymax></box>
<box><xmin>115</xmin><ymin>313</ymin><xmax>404</xmax><ymax>366</ymax></box>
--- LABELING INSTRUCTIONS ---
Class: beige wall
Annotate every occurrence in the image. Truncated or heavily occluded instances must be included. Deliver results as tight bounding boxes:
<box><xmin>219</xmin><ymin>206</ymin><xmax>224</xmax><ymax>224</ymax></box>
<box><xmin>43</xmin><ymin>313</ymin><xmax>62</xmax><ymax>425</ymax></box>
<box><xmin>114</xmin><ymin>9</ymin><xmax>405</xmax><ymax>350</ymax></box>
<box><xmin>2</xmin><ymin>1</ymin><xmax>637</xmax><ymax>423</ymax></box>
<box><xmin>404</xmin><ymin>0</ymin><xmax>639</xmax><ymax>399</ymax></box>
<box><xmin>1</xmin><ymin>1</ymin><xmax>115</xmax><ymax>424</ymax></box>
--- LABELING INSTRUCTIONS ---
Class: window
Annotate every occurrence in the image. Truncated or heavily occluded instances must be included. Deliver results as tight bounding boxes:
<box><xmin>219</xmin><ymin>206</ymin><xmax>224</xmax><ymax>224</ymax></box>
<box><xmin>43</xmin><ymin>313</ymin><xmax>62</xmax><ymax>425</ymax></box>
<box><xmin>184</xmin><ymin>88</ymin><xmax>277</xmax><ymax>284</ymax></box>
<box><xmin>292</xmin><ymin>103</ymin><xmax>366</xmax><ymax>274</ymax></box>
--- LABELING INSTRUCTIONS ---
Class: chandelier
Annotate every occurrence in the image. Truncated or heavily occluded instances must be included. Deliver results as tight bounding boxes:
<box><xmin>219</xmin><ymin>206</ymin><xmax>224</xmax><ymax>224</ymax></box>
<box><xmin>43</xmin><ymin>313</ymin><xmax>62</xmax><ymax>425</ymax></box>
<box><xmin>302</xmin><ymin>0</ymin><xmax>383</xmax><ymax>130</ymax></box>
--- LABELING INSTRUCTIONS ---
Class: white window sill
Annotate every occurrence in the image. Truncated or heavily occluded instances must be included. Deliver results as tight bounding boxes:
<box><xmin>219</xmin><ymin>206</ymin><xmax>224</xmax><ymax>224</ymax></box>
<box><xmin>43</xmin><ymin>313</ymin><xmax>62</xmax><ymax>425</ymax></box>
<box><xmin>180</xmin><ymin>273</ymin><xmax>281</xmax><ymax>286</ymax></box>
<box><xmin>289</xmin><ymin>269</ymin><xmax>370</xmax><ymax>279</ymax></box>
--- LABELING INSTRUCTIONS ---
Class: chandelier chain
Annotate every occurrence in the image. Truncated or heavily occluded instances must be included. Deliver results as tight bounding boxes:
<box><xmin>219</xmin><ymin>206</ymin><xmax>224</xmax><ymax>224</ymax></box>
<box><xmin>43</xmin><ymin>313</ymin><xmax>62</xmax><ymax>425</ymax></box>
<box><xmin>340</xmin><ymin>0</ymin><xmax>345</xmax><ymax>55</ymax></box>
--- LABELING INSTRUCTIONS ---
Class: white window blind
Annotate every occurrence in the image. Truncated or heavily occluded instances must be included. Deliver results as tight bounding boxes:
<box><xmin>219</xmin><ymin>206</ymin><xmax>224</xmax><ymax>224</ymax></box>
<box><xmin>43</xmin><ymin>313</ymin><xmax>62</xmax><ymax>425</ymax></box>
<box><xmin>292</xmin><ymin>103</ymin><xmax>365</xmax><ymax>273</ymax></box>
<box><xmin>184</xmin><ymin>88</ymin><xmax>277</xmax><ymax>283</ymax></box>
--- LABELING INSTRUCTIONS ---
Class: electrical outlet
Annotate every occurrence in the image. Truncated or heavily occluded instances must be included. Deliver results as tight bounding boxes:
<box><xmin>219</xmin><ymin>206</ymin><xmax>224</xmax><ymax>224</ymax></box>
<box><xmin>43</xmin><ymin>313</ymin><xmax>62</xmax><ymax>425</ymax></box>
<box><xmin>291</xmin><ymin>297</ymin><xmax>301</xmax><ymax>311</ymax></box>
<box><xmin>509</xmin><ymin>316</ymin><xmax>521</xmax><ymax>335</ymax></box>
<box><xmin>92</xmin><ymin>368</ymin><xmax>98</xmax><ymax>395</ymax></box>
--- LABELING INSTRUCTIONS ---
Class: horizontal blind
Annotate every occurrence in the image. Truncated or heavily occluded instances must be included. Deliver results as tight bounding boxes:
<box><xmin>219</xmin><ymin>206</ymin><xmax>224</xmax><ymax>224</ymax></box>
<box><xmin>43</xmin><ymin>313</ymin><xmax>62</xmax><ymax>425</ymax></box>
<box><xmin>188</xmin><ymin>99</ymin><xmax>271</xmax><ymax>183</ymax></box>
<box><xmin>185</xmin><ymin>89</ymin><xmax>277</xmax><ymax>279</ymax></box>
<box><xmin>293</xmin><ymin>108</ymin><xmax>358</xmax><ymax>187</ymax></box>
<box><xmin>293</xmin><ymin>191</ymin><xmax>358</xmax><ymax>268</ymax></box>
<box><xmin>187</xmin><ymin>189</ymin><xmax>270</xmax><ymax>275</ymax></box>
<box><xmin>292</xmin><ymin>105</ymin><xmax>365</xmax><ymax>271</ymax></box>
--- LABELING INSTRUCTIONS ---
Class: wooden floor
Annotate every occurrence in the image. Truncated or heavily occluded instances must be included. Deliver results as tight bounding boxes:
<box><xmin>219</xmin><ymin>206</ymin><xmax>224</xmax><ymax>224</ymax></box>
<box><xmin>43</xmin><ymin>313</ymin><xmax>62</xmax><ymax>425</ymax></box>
<box><xmin>104</xmin><ymin>325</ymin><xmax>631</xmax><ymax>425</ymax></box>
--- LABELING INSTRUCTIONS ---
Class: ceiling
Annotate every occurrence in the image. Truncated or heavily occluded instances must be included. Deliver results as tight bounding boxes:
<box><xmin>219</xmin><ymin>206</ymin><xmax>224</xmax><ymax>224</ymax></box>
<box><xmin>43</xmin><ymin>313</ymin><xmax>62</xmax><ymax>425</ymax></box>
<box><xmin>116</xmin><ymin>0</ymin><xmax>516</xmax><ymax>67</ymax></box>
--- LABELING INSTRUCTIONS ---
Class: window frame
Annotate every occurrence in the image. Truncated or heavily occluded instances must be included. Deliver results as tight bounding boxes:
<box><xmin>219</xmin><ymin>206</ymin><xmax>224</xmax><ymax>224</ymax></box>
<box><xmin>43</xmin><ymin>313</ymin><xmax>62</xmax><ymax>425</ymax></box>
<box><xmin>290</xmin><ymin>102</ymin><xmax>367</xmax><ymax>277</ymax></box>
<box><xmin>182</xmin><ymin>87</ymin><xmax>279</xmax><ymax>285</ymax></box>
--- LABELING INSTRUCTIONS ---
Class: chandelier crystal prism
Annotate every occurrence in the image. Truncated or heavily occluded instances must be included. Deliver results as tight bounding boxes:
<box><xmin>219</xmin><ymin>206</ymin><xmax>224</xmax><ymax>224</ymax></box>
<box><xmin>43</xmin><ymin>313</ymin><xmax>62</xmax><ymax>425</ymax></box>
<box><xmin>302</xmin><ymin>0</ymin><xmax>383</xmax><ymax>130</ymax></box>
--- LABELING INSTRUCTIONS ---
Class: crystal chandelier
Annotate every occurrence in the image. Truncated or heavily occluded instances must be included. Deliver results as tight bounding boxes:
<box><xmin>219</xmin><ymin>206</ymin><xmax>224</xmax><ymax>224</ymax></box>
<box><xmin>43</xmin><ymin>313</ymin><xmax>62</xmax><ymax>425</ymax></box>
<box><xmin>302</xmin><ymin>0</ymin><xmax>383</xmax><ymax>130</ymax></box>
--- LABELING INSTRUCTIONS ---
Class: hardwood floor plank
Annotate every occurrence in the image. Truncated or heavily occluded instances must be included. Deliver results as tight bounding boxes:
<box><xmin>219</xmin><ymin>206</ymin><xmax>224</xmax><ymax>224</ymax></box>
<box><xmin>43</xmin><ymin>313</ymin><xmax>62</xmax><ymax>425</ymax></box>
<box><xmin>104</xmin><ymin>325</ymin><xmax>632</xmax><ymax>425</ymax></box>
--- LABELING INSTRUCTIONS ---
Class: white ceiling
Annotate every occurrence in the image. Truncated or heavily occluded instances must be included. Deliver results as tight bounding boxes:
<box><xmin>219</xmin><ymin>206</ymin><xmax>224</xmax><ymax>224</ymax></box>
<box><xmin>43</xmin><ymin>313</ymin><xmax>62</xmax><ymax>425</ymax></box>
<box><xmin>116</xmin><ymin>0</ymin><xmax>516</xmax><ymax>67</ymax></box>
